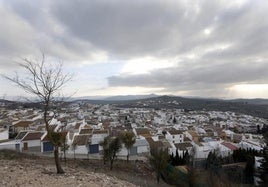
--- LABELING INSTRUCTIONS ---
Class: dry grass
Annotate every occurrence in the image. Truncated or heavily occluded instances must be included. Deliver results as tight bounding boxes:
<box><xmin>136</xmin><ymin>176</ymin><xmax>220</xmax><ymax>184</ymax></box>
<box><xmin>77</xmin><ymin>159</ymin><xmax>173</xmax><ymax>187</ymax></box>
<box><xmin>0</xmin><ymin>150</ymin><xmax>172</xmax><ymax>187</ymax></box>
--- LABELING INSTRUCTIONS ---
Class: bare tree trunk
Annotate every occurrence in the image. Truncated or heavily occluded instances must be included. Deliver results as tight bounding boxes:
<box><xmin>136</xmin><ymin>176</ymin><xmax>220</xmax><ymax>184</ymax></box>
<box><xmin>63</xmin><ymin>148</ymin><xmax>66</xmax><ymax>164</ymax></box>
<box><xmin>44</xmin><ymin>103</ymin><xmax>65</xmax><ymax>174</ymax></box>
<box><xmin>54</xmin><ymin>146</ymin><xmax>64</xmax><ymax>174</ymax></box>
<box><xmin>157</xmin><ymin>172</ymin><xmax>160</xmax><ymax>184</ymax></box>
<box><xmin>110</xmin><ymin>159</ymin><xmax>113</xmax><ymax>170</ymax></box>
<box><xmin>127</xmin><ymin>149</ymin><xmax>130</xmax><ymax>162</ymax></box>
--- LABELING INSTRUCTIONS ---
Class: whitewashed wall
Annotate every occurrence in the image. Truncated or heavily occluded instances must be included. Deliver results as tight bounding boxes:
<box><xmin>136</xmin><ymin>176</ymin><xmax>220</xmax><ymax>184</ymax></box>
<box><xmin>0</xmin><ymin>130</ymin><xmax>8</xmax><ymax>141</ymax></box>
<box><xmin>0</xmin><ymin>141</ymin><xmax>17</xmax><ymax>150</ymax></box>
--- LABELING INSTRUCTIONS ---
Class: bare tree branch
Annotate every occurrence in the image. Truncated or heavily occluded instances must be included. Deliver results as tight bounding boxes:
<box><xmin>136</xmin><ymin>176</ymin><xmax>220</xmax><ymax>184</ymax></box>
<box><xmin>1</xmin><ymin>54</ymin><xmax>72</xmax><ymax>174</ymax></box>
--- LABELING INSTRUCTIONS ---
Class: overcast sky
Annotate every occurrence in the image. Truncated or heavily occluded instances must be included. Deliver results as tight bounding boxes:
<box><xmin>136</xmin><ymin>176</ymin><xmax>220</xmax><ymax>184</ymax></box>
<box><xmin>1</xmin><ymin>0</ymin><xmax>268</xmax><ymax>99</ymax></box>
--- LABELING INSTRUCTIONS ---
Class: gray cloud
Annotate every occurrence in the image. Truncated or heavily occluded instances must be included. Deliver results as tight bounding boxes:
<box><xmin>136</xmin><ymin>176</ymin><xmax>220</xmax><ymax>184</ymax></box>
<box><xmin>1</xmin><ymin>0</ymin><xmax>268</xmax><ymax>97</ymax></box>
<box><xmin>0</xmin><ymin>0</ymin><xmax>102</xmax><ymax>65</ymax></box>
<box><xmin>108</xmin><ymin>59</ymin><xmax>268</xmax><ymax>92</ymax></box>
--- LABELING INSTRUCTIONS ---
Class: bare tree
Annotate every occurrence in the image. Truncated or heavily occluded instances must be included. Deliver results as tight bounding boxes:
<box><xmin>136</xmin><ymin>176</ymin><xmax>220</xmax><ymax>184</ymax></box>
<box><xmin>100</xmin><ymin>136</ymin><xmax>122</xmax><ymax>170</ymax></box>
<box><xmin>60</xmin><ymin>133</ymin><xmax>69</xmax><ymax>164</ymax></box>
<box><xmin>120</xmin><ymin>131</ymin><xmax>136</xmax><ymax>162</ymax></box>
<box><xmin>71</xmin><ymin>141</ymin><xmax>78</xmax><ymax>160</ymax></box>
<box><xmin>2</xmin><ymin>54</ymin><xmax>72</xmax><ymax>173</ymax></box>
<box><xmin>149</xmin><ymin>146</ymin><xmax>169</xmax><ymax>184</ymax></box>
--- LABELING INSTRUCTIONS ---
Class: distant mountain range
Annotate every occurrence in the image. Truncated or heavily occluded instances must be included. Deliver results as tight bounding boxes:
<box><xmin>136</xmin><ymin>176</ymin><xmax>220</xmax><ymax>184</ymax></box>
<box><xmin>72</xmin><ymin>95</ymin><xmax>268</xmax><ymax>119</ymax></box>
<box><xmin>2</xmin><ymin>94</ymin><xmax>268</xmax><ymax>119</ymax></box>
<box><xmin>4</xmin><ymin>94</ymin><xmax>268</xmax><ymax>104</ymax></box>
<box><xmin>72</xmin><ymin>94</ymin><xmax>159</xmax><ymax>101</ymax></box>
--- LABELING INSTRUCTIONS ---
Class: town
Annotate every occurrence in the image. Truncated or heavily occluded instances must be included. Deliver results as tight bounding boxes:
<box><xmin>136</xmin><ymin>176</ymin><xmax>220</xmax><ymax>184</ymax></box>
<box><xmin>0</xmin><ymin>99</ymin><xmax>266</xmax><ymax>163</ymax></box>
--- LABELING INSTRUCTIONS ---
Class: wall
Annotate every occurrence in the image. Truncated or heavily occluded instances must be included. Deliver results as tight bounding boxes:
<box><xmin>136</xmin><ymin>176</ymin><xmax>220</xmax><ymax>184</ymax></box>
<box><xmin>73</xmin><ymin>145</ymin><xmax>88</xmax><ymax>155</ymax></box>
<box><xmin>0</xmin><ymin>130</ymin><xmax>8</xmax><ymax>141</ymax></box>
<box><xmin>91</xmin><ymin>134</ymin><xmax>108</xmax><ymax>144</ymax></box>
<box><xmin>137</xmin><ymin>145</ymin><xmax>149</xmax><ymax>154</ymax></box>
<box><xmin>166</xmin><ymin>134</ymin><xmax>183</xmax><ymax>144</ymax></box>
<box><xmin>21</xmin><ymin>140</ymin><xmax>41</xmax><ymax>152</ymax></box>
<box><xmin>0</xmin><ymin>141</ymin><xmax>17</xmax><ymax>150</ymax></box>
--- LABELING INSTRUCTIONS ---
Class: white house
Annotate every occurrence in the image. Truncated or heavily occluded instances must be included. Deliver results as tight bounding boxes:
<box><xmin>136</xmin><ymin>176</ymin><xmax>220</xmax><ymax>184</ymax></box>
<box><xmin>193</xmin><ymin>141</ymin><xmax>219</xmax><ymax>159</ymax></box>
<box><xmin>88</xmin><ymin>129</ymin><xmax>109</xmax><ymax>154</ymax></box>
<box><xmin>20</xmin><ymin>131</ymin><xmax>44</xmax><ymax>152</ymax></box>
<box><xmin>72</xmin><ymin>134</ymin><xmax>91</xmax><ymax>155</ymax></box>
<box><xmin>239</xmin><ymin>140</ymin><xmax>263</xmax><ymax>151</ymax></box>
<box><xmin>165</xmin><ymin>129</ymin><xmax>184</xmax><ymax>144</ymax></box>
<box><xmin>135</xmin><ymin>137</ymin><xmax>150</xmax><ymax>154</ymax></box>
<box><xmin>219</xmin><ymin>142</ymin><xmax>238</xmax><ymax>157</ymax></box>
<box><xmin>91</xmin><ymin>130</ymin><xmax>109</xmax><ymax>145</ymax></box>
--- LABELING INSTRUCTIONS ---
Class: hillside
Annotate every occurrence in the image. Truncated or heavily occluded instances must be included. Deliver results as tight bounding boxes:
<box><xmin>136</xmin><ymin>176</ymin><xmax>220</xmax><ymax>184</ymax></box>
<box><xmin>0</xmin><ymin>150</ymin><xmax>170</xmax><ymax>187</ymax></box>
<box><xmin>79</xmin><ymin>96</ymin><xmax>268</xmax><ymax>119</ymax></box>
<box><xmin>3</xmin><ymin>95</ymin><xmax>268</xmax><ymax>119</ymax></box>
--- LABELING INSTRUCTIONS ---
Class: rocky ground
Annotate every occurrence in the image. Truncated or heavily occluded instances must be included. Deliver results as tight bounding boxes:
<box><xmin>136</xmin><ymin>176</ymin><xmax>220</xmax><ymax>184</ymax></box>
<box><xmin>0</xmin><ymin>151</ymin><xmax>138</xmax><ymax>187</ymax></box>
<box><xmin>0</xmin><ymin>150</ymin><xmax>172</xmax><ymax>187</ymax></box>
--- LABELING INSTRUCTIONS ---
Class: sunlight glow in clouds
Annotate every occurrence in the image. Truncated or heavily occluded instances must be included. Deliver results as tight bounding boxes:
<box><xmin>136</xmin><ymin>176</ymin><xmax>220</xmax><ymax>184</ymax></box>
<box><xmin>229</xmin><ymin>84</ymin><xmax>268</xmax><ymax>98</ymax></box>
<box><xmin>204</xmin><ymin>28</ymin><xmax>212</xmax><ymax>35</ymax></box>
<box><xmin>121</xmin><ymin>57</ymin><xmax>177</xmax><ymax>75</ymax></box>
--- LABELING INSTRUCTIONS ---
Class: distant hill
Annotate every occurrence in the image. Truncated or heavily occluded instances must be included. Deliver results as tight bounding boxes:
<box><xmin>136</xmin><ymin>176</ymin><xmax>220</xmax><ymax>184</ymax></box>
<box><xmin>2</xmin><ymin>95</ymin><xmax>268</xmax><ymax>119</ymax></box>
<box><xmin>72</xmin><ymin>94</ymin><xmax>158</xmax><ymax>101</ymax></box>
<box><xmin>78</xmin><ymin>95</ymin><xmax>268</xmax><ymax>119</ymax></box>
<box><xmin>228</xmin><ymin>98</ymin><xmax>268</xmax><ymax>105</ymax></box>
<box><xmin>104</xmin><ymin>94</ymin><xmax>158</xmax><ymax>101</ymax></box>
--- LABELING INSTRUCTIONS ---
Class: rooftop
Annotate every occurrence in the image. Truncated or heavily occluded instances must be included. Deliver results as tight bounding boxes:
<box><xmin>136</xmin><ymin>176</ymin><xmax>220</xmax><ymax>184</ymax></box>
<box><xmin>21</xmin><ymin>132</ymin><xmax>44</xmax><ymax>141</ymax></box>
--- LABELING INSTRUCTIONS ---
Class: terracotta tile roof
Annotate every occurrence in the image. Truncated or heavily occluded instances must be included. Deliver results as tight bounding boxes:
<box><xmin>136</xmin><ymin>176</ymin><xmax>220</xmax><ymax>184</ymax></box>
<box><xmin>233</xmin><ymin>134</ymin><xmax>243</xmax><ymax>143</ymax></box>
<box><xmin>174</xmin><ymin>142</ymin><xmax>193</xmax><ymax>151</ymax></box>
<box><xmin>145</xmin><ymin>137</ymin><xmax>157</xmax><ymax>147</ymax></box>
<box><xmin>184</xmin><ymin>137</ymin><xmax>191</xmax><ymax>142</ymax></box>
<box><xmin>136</xmin><ymin>128</ymin><xmax>150</xmax><ymax>136</ymax></box>
<box><xmin>93</xmin><ymin>129</ymin><xmax>108</xmax><ymax>135</ymax></box>
<box><xmin>168</xmin><ymin>129</ymin><xmax>184</xmax><ymax>135</ymax></box>
<box><xmin>41</xmin><ymin>131</ymin><xmax>68</xmax><ymax>142</ymax></box>
<box><xmin>188</xmin><ymin>130</ymin><xmax>198</xmax><ymax>137</ymax></box>
<box><xmin>102</xmin><ymin>121</ymin><xmax>110</xmax><ymax>129</ymax></box>
<box><xmin>221</xmin><ymin>142</ymin><xmax>238</xmax><ymax>151</ymax></box>
<box><xmin>73</xmin><ymin>134</ymin><xmax>91</xmax><ymax>146</ymax></box>
<box><xmin>21</xmin><ymin>132</ymin><xmax>44</xmax><ymax>141</ymax></box>
<box><xmin>109</xmin><ymin>128</ymin><xmax>124</xmax><ymax>137</ymax></box>
<box><xmin>14</xmin><ymin>121</ymin><xmax>32</xmax><ymax>128</ymax></box>
<box><xmin>74</xmin><ymin>123</ymin><xmax>81</xmax><ymax>130</ymax></box>
<box><xmin>79</xmin><ymin>128</ymin><xmax>93</xmax><ymax>135</ymax></box>
<box><xmin>83</xmin><ymin>124</ymin><xmax>93</xmax><ymax>129</ymax></box>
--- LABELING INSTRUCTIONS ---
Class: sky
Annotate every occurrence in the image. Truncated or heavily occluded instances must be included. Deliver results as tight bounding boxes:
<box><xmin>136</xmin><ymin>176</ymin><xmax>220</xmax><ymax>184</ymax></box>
<box><xmin>1</xmin><ymin>0</ymin><xmax>268</xmax><ymax>99</ymax></box>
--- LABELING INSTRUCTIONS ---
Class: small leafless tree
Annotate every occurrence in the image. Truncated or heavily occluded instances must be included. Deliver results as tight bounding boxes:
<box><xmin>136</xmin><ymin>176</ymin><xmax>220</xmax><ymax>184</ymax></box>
<box><xmin>2</xmin><ymin>54</ymin><xmax>72</xmax><ymax>173</ymax></box>
<box><xmin>120</xmin><ymin>131</ymin><xmax>136</xmax><ymax>162</ymax></box>
<box><xmin>71</xmin><ymin>141</ymin><xmax>78</xmax><ymax>160</ymax></box>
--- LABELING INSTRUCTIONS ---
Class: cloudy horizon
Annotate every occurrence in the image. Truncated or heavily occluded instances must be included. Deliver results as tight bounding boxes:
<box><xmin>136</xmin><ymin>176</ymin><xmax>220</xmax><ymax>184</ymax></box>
<box><xmin>1</xmin><ymin>0</ymin><xmax>268</xmax><ymax>99</ymax></box>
